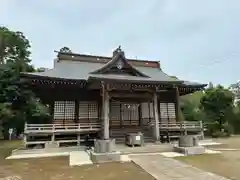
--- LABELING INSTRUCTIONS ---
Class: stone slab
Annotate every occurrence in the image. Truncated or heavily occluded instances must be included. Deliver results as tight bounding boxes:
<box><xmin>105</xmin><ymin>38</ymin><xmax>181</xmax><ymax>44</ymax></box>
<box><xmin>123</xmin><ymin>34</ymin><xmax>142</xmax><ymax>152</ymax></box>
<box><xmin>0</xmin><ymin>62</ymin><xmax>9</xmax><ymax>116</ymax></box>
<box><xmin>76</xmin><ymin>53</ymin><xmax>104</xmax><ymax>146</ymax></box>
<box><xmin>199</xmin><ymin>141</ymin><xmax>222</xmax><ymax>146</ymax></box>
<box><xmin>116</xmin><ymin>143</ymin><xmax>173</xmax><ymax>155</ymax></box>
<box><xmin>7</xmin><ymin>146</ymin><xmax>84</xmax><ymax>159</ymax></box>
<box><xmin>120</xmin><ymin>154</ymin><xmax>131</xmax><ymax>162</ymax></box>
<box><xmin>172</xmin><ymin>139</ymin><xmax>222</xmax><ymax>147</ymax></box>
<box><xmin>205</xmin><ymin>149</ymin><xmax>221</xmax><ymax>154</ymax></box>
<box><xmin>69</xmin><ymin>151</ymin><xmax>92</xmax><ymax>166</ymax></box>
<box><xmin>6</xmin><ymin>152</ymin><xmax>69</xmax><ymax>159</ymax></box>
<box><xmin>90</xmin><ymin>151</ymin><xmax>121</xmax><ymax>163</ymax></box>
<box><xmin>160</xmin><ymin>152</ymin><xmax>184</xmax><ymax>157</ymax></box>
<box><xmin>130</xmin><ymin>154</ymin><xmax>229</xmax><ymax>180</ymax></box>
<box><xmin>174</xmin><ymin>146</ymin><xmax>205</xmax><ymax>155</ymax></box>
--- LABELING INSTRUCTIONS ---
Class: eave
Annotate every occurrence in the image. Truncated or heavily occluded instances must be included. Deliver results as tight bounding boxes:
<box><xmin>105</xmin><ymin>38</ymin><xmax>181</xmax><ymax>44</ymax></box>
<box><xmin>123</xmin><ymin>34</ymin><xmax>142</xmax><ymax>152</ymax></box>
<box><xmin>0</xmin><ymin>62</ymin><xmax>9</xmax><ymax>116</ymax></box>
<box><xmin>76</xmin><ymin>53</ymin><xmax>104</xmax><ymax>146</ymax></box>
<box><xmin>88</xmin><ymin>75</ymin><xmax>183</xmax><ymax>85</ymax></box>
<box><xmin>20</xmin><ymin>73</ymin><xmax>87</xmax><ymax>87</ymax></box>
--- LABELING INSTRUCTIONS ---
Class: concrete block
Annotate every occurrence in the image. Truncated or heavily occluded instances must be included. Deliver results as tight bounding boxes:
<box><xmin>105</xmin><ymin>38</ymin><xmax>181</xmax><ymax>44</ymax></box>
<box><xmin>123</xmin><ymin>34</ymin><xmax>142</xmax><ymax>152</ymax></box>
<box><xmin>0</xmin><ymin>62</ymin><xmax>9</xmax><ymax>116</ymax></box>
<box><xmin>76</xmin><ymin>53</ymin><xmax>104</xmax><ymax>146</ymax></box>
<box><xmin>179</xmin><ymin>135</ymin><xmax>194</xmax><ymax>147</ymax></box>
<box><xmin>94</xmin><ymin>139</ymin><xmax>116</xmax><ymax>153</ymax></box>
<box><xmin>174</xmin><ymin>146</ymin><xmax>205</xmax><ymax>156</ymax></box>
<box><xmin>90</xmin><ymin>151</ymin><xmax>121</xmax><ymax>163</ymax></box>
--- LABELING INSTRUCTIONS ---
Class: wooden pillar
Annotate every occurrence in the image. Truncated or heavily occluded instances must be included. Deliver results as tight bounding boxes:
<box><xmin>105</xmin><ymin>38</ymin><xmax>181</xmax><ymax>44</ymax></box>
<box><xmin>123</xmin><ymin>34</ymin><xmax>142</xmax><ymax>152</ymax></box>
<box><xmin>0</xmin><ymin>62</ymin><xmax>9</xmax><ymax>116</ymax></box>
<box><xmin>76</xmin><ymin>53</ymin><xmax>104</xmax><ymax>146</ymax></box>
<box><xmin>23</xmin><ymin>123</ymin><xmax>27</xmax><ymax>147</ymax></box>
<box><xmin>153</xmin><ymin>92</ymin><xmax>160</xmax><ymax>141</ymax></box>
<box><xmin>200</xmin><ymin>120</ymin><xmax>204</xmax><ymax>139</ymax></box>
<box><xmin>101</xmin><ymin>82</ymin><xmax>110</xmax><ymax>140</ymax></box>
<box><xmin>175</xmin><ymin>87</ymin><xmax>181</xmax><ymax>121</ymax></box>
<box><xmin>74</xmin><ymin>100</ymin><xmax>79</xmax><ymax>123</ymax></box>
<box><xmin>138</xmin><ymin>103</ymin><xmax>142</xmax><ymax>127</ymax></box>
<box><xmin>77</xmin><ymin>133</ymin><xmax>81</xmax><ymax>146</ymax></box>
<box><xmin>51</xmin><ymin>124</ymin><xmax>55</xmax><ymax>141</ymax></box>
<box><xmin>51</xmin><ymin>134</ymin><xmax>55</xmax><ymax>142</ymax></box>
<box><xmin>23</xmin><ymin>135</ymin><xmax>27</xmax><ymax>148</ymax></box>
<box><xmin>50</xmin><ymin>100</ymin><xmax>54</xmax><ymax>123</ymax></box>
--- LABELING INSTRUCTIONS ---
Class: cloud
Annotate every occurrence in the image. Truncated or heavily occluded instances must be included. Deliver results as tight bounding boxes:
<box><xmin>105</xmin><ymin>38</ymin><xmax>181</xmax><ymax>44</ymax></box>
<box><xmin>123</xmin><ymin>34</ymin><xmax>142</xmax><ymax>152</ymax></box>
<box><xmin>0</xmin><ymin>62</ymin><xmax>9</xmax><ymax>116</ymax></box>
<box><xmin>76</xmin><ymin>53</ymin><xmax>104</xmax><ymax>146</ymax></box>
<box><xmin>1</xmin><ymin>0</ymin><xmax>240</xmax><ymax>85</ymax></box>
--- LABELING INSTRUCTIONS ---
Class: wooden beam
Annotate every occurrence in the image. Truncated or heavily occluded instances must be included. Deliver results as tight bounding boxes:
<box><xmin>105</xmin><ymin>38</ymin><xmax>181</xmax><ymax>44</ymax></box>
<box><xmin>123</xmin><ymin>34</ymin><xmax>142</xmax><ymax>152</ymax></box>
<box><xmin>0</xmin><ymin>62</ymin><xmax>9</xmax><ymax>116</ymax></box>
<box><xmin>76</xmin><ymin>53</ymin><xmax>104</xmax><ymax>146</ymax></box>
<box><xmin>109</xmin><ymin>91</ymin><xmax>152</xmax><ymax>99</ymax></box>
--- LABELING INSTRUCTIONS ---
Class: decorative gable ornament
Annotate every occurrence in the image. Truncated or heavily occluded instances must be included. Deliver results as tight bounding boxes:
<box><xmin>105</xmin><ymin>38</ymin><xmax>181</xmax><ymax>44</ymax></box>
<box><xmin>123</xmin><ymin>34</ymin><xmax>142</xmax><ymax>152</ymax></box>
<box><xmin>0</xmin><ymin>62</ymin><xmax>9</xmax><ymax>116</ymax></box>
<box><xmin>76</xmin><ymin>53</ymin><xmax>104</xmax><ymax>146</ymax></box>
<box><xmin>116</xmin><ymin>60</ymin><xmax>123</xmax><ymax>69</ymax></box>
<box><xmin>89</xmin><ymin>46</ymin><xmax>150</xmax><ymax>77</ymax></box>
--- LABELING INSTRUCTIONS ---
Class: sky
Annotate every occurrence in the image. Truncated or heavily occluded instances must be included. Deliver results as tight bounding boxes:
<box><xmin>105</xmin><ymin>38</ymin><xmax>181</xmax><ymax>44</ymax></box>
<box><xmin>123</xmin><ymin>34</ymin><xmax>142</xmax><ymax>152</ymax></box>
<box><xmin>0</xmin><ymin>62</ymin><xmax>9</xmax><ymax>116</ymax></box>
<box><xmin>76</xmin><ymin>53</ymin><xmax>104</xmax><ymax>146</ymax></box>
<box><xmin>1</xmin><ymin>0</ymin><xmax>240</xmax><ymax>86</ymax></box>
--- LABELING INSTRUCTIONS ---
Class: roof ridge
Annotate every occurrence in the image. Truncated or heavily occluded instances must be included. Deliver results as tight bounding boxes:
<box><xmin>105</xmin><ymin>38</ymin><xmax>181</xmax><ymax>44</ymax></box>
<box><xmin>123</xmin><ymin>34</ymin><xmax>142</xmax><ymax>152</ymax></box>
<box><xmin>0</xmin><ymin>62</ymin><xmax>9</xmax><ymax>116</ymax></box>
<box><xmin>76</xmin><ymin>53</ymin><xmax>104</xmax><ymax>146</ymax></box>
<box><xmin>57</xmin><ymin>51</ymin><xmax>160</xmax><ymax>64</ymax></box>
<box><xmin>89</xmin><ymin>48</ymin><xmax>150</xmax><ymax>77</ymax></box>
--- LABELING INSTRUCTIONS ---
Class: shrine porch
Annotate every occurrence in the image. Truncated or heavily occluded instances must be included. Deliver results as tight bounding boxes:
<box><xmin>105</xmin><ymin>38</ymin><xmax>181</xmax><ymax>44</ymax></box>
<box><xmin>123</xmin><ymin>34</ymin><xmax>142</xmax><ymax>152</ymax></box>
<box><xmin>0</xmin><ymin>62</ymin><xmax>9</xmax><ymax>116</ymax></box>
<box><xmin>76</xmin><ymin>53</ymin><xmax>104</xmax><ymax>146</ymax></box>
<box><xmin>23</xmin><ymin>121</ymin><xmax>204</xmax><ymax>148</ymax></box>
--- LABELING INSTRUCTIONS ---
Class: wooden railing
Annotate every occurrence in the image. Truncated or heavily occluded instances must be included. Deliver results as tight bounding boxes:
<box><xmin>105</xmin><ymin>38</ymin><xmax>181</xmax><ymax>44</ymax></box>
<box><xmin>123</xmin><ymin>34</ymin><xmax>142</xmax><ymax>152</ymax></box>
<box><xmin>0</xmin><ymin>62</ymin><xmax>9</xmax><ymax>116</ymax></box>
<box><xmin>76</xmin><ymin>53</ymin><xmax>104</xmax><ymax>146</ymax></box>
<box><xmin>149</xmin><ymin>121</ymin><xmax>204</xmax><ymax>131</ymax></box>
<box><xmin>24</xmin><ymin>123</ymin><xmax>101</xmax><ymax>134</ymax></box>
<box><xmin>160</xmin><ymin>121</ymin><xmax>203</xmax><ymax>130</ymax></box>
<box><xmin>25</xmin><ymin>121</ymin><xmax>205</xmax><ymax>134</ymax></box>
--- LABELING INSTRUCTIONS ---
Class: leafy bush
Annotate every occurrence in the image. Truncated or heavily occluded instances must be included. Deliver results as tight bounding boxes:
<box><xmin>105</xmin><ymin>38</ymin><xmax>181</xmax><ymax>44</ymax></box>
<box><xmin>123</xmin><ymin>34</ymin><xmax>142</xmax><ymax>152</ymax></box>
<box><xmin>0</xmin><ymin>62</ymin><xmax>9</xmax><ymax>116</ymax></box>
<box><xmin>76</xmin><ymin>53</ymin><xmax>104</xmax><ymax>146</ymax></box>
<box><xmin>222</xmin><ymin>123</ymin><xmax>234</xmax><ymax>136</ymax></box>
<box><xmin>205</xmin><ymin>121</ymin><xmax>220</xmax><ymax>135</ymax></box>
<box><xmin>205</xmin><ymin>122</ymin><xmax>233</xmax><ymax>137</ymax></box>
<box><xmin>212</xmin><ymin>131</ymin><xmax>228</xmax><ymax>138</ymax></box>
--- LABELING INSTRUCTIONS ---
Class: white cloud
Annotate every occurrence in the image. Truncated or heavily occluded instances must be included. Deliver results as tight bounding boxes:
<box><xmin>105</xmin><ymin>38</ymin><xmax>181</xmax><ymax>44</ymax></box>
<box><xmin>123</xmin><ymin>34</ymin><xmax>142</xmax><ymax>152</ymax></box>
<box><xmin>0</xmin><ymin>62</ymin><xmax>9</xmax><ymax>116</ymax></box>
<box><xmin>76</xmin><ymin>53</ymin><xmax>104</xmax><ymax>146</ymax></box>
<box><xmin>1</xmin><ymin>0</ymin><xmax>240</xmax><ymax>85</ymax></box>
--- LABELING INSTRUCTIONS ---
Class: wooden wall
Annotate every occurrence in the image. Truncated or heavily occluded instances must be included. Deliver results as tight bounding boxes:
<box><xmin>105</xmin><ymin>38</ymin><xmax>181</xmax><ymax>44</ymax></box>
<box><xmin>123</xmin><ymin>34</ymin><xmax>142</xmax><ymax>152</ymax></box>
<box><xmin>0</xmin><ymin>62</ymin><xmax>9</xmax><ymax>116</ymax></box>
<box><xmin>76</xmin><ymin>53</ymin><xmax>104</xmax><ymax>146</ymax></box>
<box><xmin>158</xmin><ymin>90</ymin><xmax>177</xmax><ymax>123</ymax></box>
<box><xmin>34</xmin><ymin>87</ymin><xmax>178</xmax><ymax>125</ymax></box>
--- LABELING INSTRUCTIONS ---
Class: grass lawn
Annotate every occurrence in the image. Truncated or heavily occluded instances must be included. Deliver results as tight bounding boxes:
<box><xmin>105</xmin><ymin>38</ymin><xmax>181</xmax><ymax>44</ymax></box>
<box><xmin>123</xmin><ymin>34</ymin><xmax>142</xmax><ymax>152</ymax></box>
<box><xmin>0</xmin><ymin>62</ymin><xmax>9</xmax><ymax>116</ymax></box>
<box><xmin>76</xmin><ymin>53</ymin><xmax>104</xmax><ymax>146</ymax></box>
<box><xmin>208</xmin><ymin>135</ymin><xmax>240</xmax><ymax>149</ymax></box>
<box><xmin>175</xmin><ymin>136</ymin><xmax>240</xmax><ymax>180</ymax></box>
<box><xmin>0</xmin><ymin>140</ymin><xmax>154</xmax><ymax>180</ymax></box>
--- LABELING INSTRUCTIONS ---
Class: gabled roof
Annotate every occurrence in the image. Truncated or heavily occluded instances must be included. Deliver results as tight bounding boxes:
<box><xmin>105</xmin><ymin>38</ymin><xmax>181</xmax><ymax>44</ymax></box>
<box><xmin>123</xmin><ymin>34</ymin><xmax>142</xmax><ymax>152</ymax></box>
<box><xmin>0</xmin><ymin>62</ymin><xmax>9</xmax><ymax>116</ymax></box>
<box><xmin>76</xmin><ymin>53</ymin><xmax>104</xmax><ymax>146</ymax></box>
<box><xmin>21</xmin><ymin>47</ymin><xmax>207</xmax><ymax>88</ymax></box>
<box><xmin>22</xmin><ymin>60</ymin><xmax>183</xmax><ymax>84</ymax></box>
<box><xmin>90</xmin><ymin>46</ymin><xmax>149</xmax><ymax>78</ymax></box>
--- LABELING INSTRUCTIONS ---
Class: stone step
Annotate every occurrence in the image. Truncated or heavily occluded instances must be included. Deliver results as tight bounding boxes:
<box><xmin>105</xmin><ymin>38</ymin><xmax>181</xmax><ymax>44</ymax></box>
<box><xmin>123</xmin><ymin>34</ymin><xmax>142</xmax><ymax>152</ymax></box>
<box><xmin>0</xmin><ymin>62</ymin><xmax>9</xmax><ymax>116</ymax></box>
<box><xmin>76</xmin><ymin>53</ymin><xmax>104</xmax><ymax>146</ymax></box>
<box><xmin>69</xmin><ymin>151</ymin><xmax>92</xmax><ymax>166</ymax></box>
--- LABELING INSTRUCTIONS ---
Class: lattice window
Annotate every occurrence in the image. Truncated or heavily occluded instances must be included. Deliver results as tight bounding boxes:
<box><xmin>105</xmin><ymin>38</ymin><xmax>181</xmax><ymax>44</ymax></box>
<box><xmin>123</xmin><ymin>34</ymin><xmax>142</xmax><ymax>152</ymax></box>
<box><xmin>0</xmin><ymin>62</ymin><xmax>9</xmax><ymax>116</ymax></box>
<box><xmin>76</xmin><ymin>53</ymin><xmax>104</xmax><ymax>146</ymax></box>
<box><xmin>53</xmin><ymin>101</ymin><xmax>75</xmax><ymax>120</ymax></box>
<box><xmin>88</xmin><ymin>102</ymin><xmax>98</xmax><ymax>118</ymax></box>
<box><xmin>141</xmin><ymin>102</ymin><xmax>154</xmax><ymax>118</ymax></box>
<box><xmin>79</xmin><ymin>102</ymin><xmax>88</xmax><ymax>119</ymax></box>
<box><xmin>167</xmin><ymin>103</ymin><xmax>176</xmax><ymax>118</ymax></box>
<box><xmin>160</xmin><ymin>103</ymin><xmax>168</xmax><ymax>123</ymax></box>
<box><xmin>79</xmin><ymin>101</ymin><xmax>99</xmax><ymax>119</ymax></box>
<box><xmin>65</xmin><ymin>101</ymin><xmax>75</xmax><ymax>119</ymax></box>
<box><xmin>159</xmin><ymin>102</ymin><xmax>176</xmax><ymax>122</ymax></box>
<box><xmin>53</xmin><ymin>101</ymin><xmax>65</xmax><ymax>119</ymax></box>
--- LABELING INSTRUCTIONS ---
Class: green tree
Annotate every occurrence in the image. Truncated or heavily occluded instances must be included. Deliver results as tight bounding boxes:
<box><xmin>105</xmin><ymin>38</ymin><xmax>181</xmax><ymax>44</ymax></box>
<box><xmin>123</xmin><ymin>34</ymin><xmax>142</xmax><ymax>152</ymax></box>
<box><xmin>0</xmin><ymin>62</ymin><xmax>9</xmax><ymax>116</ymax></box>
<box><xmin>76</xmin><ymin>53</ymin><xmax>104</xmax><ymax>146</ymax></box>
<box><xmin>0</xmin><ymin>27</ymin><xmax>31</xmax><ymax>67</ymax></box>
<box><xmin>229</xmin><ymin>81</ymin><xmax>240</xmax><ymax>105</ymax></box>
<box><xmin>200</xmin><ymin>85</ymin><xmax>234</xmax><ymax>131</ymax></box>
<box><xmin>0</xmin><ymin>26</ymin><xmax>50</xmax><ymax>138</ymax></box>
<box><xmin>180</xmin><ymin>91</ymin><xmax>205</xmax><ymax>121</ymax></box>
<box><xmin>228</xmin><ymin>82</ymin><xmax>240</xmax><ymax>133</ymax></box>
<box><xmin>59</xmin><ymin>46</ymin><xmax>72</xmax><ymax>53</ymax></box>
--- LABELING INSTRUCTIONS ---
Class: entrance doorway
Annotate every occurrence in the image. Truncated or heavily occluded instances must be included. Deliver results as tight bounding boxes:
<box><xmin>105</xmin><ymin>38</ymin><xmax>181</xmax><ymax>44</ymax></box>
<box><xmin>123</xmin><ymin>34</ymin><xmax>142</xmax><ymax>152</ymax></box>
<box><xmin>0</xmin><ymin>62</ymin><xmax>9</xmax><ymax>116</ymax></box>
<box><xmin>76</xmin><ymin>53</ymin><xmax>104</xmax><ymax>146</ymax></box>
<box><xmin>110</xmin><ymin>100</ymin><xmax>140</xmax><ymax>128</ymax></box>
